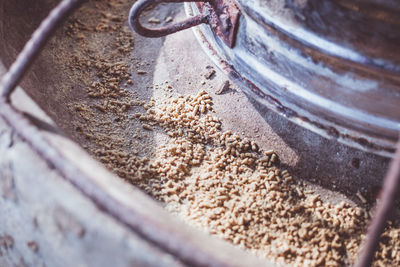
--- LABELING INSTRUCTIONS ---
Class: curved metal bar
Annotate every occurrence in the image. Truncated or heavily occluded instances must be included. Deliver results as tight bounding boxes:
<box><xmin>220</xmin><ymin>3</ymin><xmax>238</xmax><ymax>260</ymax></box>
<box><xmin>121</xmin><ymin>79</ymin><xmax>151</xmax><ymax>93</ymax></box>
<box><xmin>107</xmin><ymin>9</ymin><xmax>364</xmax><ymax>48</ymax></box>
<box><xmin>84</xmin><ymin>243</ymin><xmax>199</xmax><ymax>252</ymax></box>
<box><xmin>355</xmin><ymin>137</ymin><xmax>400</xmax><ymax>267</ymax></box>
<box><xmin>129</xmin><ymin>0</ymin><xmax>210</xmax><ymax>38</ymax></box>
<box><xmin>0</xmin><ymin>0</ymin><xmax>85</xmax><ymax>101</ymax></box>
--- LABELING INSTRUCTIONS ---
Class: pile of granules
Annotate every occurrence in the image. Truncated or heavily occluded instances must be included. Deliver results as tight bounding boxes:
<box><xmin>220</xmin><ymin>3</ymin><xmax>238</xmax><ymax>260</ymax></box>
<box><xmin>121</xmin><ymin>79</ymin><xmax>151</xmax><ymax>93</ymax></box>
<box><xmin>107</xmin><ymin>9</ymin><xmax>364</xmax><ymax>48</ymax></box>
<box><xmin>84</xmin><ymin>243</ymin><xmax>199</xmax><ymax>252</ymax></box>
<box><xmin>129</xmin><ymin>90</ymin><xmax>400</xmax><ymax>267</ymax></box>
<box><xmin>60</xmin><ymin>1</ymin><xmax>400</xmax><ymax>266</ymax></box>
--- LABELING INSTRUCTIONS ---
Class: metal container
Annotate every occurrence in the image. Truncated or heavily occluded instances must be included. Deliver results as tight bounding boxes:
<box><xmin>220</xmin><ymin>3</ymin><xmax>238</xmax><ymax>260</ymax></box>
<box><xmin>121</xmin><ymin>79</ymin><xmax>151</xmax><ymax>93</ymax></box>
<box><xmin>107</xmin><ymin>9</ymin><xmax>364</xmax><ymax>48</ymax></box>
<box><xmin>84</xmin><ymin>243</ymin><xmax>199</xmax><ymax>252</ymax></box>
<box><xmin>1</xmin><ymin>0</ymin><xmax>399</xmax><ymax>266</ymax></box>
<box><xmin>184</xmin><ymin>0</ymin><xmax>400</xmax><ymax>157</ymax></box>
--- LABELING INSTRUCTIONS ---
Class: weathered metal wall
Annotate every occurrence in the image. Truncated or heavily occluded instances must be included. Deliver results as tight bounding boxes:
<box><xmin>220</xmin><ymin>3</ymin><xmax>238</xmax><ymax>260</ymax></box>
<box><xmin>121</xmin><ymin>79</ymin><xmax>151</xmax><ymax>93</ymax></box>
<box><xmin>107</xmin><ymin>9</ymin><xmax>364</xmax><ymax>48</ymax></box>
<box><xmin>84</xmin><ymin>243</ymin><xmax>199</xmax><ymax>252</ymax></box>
<box><xmin>0</xmin><ymin>112</ymin><xmax>183</xmax><ymax>267</ymax></box>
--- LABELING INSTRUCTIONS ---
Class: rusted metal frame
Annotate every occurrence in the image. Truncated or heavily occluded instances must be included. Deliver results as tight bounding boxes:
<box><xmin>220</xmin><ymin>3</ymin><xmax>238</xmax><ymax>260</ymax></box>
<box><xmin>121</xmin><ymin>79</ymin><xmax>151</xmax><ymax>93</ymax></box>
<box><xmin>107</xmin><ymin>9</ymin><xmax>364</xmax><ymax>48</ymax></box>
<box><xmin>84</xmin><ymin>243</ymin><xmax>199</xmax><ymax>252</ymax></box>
<box><xmin>129</xmin><ymin>0</ymin><xmax>211</xmax><ymax>38</ymax></box>
<box><xmin>129</xmin><ymin>0</ymin><xmax>240</xmax><ymax>47</ymax></box>
<box><xmin>0</xmin><ymin>98</ymin><xmax>228</xmax><ymax>266</ymax></box>
<box><xmin>0</xmin><ymin>0</ymin><xmax>85</xmax><ymax>101</ymax></box>
<box><xmin>355</xmin><ymin>138</ymin><xmax>400</xmax><ymax>267</ymax></box>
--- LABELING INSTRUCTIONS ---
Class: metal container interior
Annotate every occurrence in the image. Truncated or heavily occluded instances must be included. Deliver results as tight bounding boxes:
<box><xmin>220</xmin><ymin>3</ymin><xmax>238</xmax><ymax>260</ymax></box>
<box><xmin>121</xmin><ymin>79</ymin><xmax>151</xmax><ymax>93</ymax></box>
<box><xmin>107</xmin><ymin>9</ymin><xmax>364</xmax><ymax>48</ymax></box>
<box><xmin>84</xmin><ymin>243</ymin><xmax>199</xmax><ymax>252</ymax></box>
<box><xmin>0</xmin><ymin>0</ymin><xmax>396</xmax><ymax>266</ymax></box>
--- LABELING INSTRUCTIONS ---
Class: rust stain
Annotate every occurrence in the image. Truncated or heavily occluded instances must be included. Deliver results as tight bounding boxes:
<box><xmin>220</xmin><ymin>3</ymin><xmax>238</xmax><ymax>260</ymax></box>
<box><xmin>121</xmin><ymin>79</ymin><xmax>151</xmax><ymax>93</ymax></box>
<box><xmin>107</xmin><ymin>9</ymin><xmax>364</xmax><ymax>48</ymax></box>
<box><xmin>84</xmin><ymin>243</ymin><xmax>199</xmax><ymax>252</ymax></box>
<box><xmin>53</xmin><ymin>206</ymin><xmax>86</xmax><ymax>238</ymax></box>
<box><xmin>0</xmin><ymin>234</ymin><xmax>14</xmax><ymax>250</ymax></box>
<box><xmin>0</xmin><ymin>159</ymin><xmax>17</xmax><ymax>201</ymax></box>
<box><xmin>27</xmin><ymin>241</ymin><xmax>39</xmax><ymax>253</ymax></box>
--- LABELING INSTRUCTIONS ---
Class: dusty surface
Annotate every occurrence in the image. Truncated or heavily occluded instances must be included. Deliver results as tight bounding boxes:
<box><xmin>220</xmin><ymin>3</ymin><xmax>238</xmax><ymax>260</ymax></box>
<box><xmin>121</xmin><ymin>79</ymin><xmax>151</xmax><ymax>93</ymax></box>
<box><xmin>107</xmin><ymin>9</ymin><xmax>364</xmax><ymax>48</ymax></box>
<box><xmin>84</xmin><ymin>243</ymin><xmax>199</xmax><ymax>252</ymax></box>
<box><xmin>3</xmin><ymin>0</ymin><xmax>399</xmax><ymax>266</ymax></box>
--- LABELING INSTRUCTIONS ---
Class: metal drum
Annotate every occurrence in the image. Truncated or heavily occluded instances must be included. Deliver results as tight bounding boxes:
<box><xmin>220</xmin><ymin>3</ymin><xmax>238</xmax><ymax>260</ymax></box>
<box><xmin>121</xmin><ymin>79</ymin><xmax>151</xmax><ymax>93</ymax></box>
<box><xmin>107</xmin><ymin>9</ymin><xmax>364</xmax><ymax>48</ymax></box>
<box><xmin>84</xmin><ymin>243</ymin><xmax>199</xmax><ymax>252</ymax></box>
<box><xmin>183</xmin><ymin>0</ymin><xmax>400</xmax><ymax>157</ymax></box>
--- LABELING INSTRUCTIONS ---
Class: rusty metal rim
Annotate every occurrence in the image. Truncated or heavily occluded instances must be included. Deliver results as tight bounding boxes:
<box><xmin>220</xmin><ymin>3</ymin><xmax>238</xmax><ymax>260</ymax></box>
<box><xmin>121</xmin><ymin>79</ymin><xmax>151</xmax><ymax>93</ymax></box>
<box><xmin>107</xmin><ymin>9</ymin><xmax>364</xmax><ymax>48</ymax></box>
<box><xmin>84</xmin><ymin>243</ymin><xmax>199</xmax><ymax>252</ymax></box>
<box><xmin>185</xmin><ymin>3</ymin><xmax>397</xmax><ymax>158</ymax></box>
<box><xmin>240</xmin><ymin>2</ymin><xmax>400</xmax><ymax>76</ymax></box>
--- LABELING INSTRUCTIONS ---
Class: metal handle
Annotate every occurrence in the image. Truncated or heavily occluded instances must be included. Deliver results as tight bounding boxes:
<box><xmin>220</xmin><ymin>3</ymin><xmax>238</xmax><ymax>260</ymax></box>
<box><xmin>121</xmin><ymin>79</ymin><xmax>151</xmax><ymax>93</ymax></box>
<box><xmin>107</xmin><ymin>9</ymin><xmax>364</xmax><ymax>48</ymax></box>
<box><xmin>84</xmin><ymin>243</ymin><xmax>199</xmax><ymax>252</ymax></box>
<box><xmin>129</xmin><ymin>0</ymin><xmax>210</xmax><ymax>38</ymax></box>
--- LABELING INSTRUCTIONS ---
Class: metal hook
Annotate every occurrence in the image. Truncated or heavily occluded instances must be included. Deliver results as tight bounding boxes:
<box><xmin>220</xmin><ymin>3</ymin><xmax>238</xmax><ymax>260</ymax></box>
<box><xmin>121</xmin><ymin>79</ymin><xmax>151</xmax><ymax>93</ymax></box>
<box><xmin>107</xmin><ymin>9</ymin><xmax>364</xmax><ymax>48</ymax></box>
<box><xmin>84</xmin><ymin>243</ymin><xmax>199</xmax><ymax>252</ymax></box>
<box><xmin>129</xmin><ymin>0</ymin><xmax>210</xmax><ymax>38</ymax></box>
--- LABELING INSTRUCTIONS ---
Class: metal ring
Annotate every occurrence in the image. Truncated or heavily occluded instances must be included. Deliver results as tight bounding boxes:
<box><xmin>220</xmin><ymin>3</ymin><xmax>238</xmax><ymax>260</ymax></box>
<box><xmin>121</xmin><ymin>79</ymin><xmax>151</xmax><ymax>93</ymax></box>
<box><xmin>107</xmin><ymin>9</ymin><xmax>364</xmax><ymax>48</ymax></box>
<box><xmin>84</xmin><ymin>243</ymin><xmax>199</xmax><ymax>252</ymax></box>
<box><xmin>129</xmin><ymin>0</ymin><xmax>210</xmax><ymax>38</ymax></box>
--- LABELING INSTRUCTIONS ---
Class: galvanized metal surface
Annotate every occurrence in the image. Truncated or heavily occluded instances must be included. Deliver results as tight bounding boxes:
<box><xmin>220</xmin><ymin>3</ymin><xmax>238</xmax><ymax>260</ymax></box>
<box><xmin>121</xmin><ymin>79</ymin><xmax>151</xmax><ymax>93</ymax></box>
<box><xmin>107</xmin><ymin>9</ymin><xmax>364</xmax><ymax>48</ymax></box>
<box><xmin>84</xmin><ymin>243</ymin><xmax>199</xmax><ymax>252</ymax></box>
<box><xmin>186</xmin><ymin>0</ymin><xmax>400</xmax><ymax>157</ymax></box>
